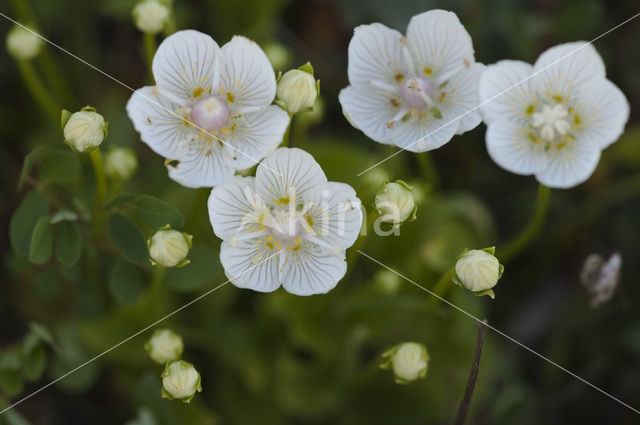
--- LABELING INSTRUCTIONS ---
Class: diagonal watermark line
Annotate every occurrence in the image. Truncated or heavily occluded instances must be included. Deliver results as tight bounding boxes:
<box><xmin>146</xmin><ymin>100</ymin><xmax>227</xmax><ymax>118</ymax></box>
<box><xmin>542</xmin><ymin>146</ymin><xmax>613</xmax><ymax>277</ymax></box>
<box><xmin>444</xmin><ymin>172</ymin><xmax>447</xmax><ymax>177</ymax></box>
<box><xmin>356</xmin><ymin>11</ymin><xmax>640</xmax><ymax>177</ymax></box>
<box><xmin>0</xmin><ymin>11</ymin><xmax>283</xmax><ymax>178</ymax></box>
<box><xmin>0</xmin><ymin>249</ymin><xmax>281</xmax><ymax>415</ymax></box>
<box><xmin>357</xmin><ymin>249</ymin><xmax>640</xmax><ymax>415</ymax></box>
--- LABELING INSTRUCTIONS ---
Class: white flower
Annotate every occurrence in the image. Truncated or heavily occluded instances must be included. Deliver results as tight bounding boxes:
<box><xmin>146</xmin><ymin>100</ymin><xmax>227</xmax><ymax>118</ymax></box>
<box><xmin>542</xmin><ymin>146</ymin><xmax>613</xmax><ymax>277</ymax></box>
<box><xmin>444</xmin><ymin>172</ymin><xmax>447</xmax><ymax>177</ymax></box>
<box><xmin>62</xmin><ymin>108</ymin><xmax>107</xmax><ymax>153</ymax></box>
<box><xmin>339</xmin><ymin>10</ymin><xmax>484</xmax><ymax>152</ymax></box>
<box><xmin>133</xmin><ymin>0</ymin><xmax>170</xmax><ymax>34</ymax></box>
<box><xmin>161</xmin><ymin>360</ymin><xmax>202</xmax><ymax>402</ymax></box>
<box><xmin>148</xmin><ymin>227</ymin><xmax>192</xmax><ymax>267</ymax></box>
<box><xmin>126</xmin><ymin>30</ymin><xmax>290</xmax><ymax>188</ymax></box>
<box><xmin>380</xmin><ymin>342</ymin><xmax>429</xmax><ymax>384</ymax></box>
<box><xmin>145</xmin><ymin>329</ymin><xmax>183</xmax><ymax>364</ymax></box>
<box><xmin>479</xmin><ymin>42</ymin><xmax>629</xmax><ymax>188</ymax></box>
<box><xmin>276</xmin><ymin>64</ymin><xmax>318</xmax><ymax>113</ymax></box>
<box><xmin>105</xmin><ymin>147</ymin><xmax>138</xmax><ymax>180</ymax></box>
<box><xmin>453</xmin><ymin>247</ymin><xmax>503</xmax><ymax>298</ymax></box>
<box><xmin>208</xmin><ymin>147</ymin><xmax>363</xmax><ymax>295</ymax></box>
<box><xmin>6</xmin><ymin>24</ymin><xmax>43</xmax><ymax>61</ymax></box>
<box><xmin>580</xmin><ymin>252</ymin><xmax>621</xmax><ymax>308</ymax></box>
<box><xmin>374</xmin><ymin>180</ymin><xmax>416</xmax><ymax>226</ymax></box>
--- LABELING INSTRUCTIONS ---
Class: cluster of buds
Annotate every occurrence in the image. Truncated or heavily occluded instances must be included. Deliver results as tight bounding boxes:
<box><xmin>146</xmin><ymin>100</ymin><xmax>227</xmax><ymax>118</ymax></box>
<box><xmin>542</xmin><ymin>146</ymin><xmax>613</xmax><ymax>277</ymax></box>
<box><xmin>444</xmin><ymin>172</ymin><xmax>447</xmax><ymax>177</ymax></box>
<box><xmin>380</xmin><ymin>342</ymin><xmax>429</xmax><ymax>384</ymax></box>
<box><xmin>275</xmin><ymin>62</ymin><xmax>319</xmax><ymax>114</ymax></box>
<box><xmin>148</xmin><ymin>225</ymin><xmax>193</xmax><ymax>268</ymax></box>
<box><xmin>61</xmin><ymin>107</ymin><xmax>108</xmax><ymax>153</ymax></box>
<box><xmin>453</xmin><ymin>247</ymin><xmax>504</xmax><ymax>298</ymax></box>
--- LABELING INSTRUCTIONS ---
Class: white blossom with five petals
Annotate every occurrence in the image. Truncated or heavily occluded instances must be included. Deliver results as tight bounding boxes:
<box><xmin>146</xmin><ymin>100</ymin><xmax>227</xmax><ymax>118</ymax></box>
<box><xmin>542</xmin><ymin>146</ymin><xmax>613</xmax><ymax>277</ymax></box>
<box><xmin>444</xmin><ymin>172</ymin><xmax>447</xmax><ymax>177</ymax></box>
<box><xmin>339</xmin><ymin>10</ymin><xmax>485</xmax><ymax>152</ymax></box>
<box><xmin>127</xmin><ymin>30</ymin><xmax>290</xmax><ymax>188</ymax></box>
<box><xmin>208</xmin><ymin>148</ymin><xmax>363</xmax><ymax>295</ymax></box>
<box><xmin>479</xmin><ymin>42</ymin><xmax>629</xmax><ymax>188</ymax></box>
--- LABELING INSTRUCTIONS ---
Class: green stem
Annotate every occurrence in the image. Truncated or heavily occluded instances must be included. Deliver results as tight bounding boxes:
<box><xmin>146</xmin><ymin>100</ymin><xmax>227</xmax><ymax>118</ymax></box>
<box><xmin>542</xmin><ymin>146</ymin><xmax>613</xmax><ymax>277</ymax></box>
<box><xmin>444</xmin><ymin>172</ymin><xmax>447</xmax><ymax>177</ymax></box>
<box><xmin>89</xmin><ymin>148</ymin><xmax>107</xmax><ymax>205</ymax></box>
<box><xmin>417</xmin><ymin>152</ymin><xmax>438</xmax><ymax>189</ymax></box>
<box><xmin>143</xmin><ymin>33</ymin><xmax>157</xmax><ymax>84</ymax></box>
<box><xmin>18</xmin><ymin>61</ymin><xmax>58</xmax><ymax>125</ymax></box>
<box><xmin>500</xmin><ymin>184</ymin><xmax>551</xmax><ymax>262</ymax></box>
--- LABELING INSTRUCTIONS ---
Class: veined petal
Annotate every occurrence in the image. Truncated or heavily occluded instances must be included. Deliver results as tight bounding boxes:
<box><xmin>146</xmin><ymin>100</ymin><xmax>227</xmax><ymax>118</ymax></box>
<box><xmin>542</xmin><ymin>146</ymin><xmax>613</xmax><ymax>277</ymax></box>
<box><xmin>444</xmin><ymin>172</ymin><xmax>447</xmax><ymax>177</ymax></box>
<box><xmin>532</xmin><ymin>42</ymin><xmax>606</xmax><ymax>99</ymax></box>
<box><xmin>479</xmin><ymin>60</ymin><xmax>536</xmax><ymax>124</ymax></box>
<box><xmin>535</xmin><ymin>139</ymin><xmax>601</xmax><ymax>188</ymax></box>
<box><xmin>347</xmin><ymin>23</ymin><xmax>409</xmax><ymax>89</ymax></box>
<box><xmin>255</xmin><ymin>148</ymin><xmax>327</xmax><ymax>206</ymax></box>
<box><xmin>486</xmin><ymin>119</ymin><xmax>549</xmax><ymax>175</ymax></box>
<box><xmin>280</xmin><ymin>244</ymin><xmax>346</xmax><ymax>295</ymax></box>
<box><xmin>152</xmin><ymin>30</ymin><xmax>222</xmax><ymax>104</ymax></box>
<box><xmin>220</xmin><ymin>36</ymin><xmax>276</xmax><ymax>111</ymax></box>
<box><xmin>220</xmin><ymin>240</ymin><xmax>281</xmax><ymax>292</ymax></box>
<box><xmin>339</xmin><ymin>86</ymin><xmax>398</xmax><ymax>145</ymax></box>
<box><xmin>438</xmin><ymin>62</ymin><xmax>485</xmax><ymax>135</ymax></box>
<box><xmin>573</xmin><ymin>79</ymin><xmax>629</xmax><ymax>149</ymax></box>
<box><xmin>305</xmin><ymin>182</ymin><xmax>363</xmax><ymax>251</ymax></box>
<box><xmin>390</xmin><ymin>113</ymin><xmax>458</xmax><ymax>152</ymax></box>
<box><xmin>126</xmin><ymin>86</ymin><xmax>191</xmax><ymax>159</ymax></box>
<box><xmin>406</xmin><ymin>10</ymin><xmax>475</xmax><ymax>82</ymax></box>
<box><xmin>223</xmin><ymin>105</ymin><xmax>290</xmax><ymax>170</ymax></box>
<box><xmin>167</xmin><ymin>140</ymin><xmax>233</xmax><ymax>188</ymax></box>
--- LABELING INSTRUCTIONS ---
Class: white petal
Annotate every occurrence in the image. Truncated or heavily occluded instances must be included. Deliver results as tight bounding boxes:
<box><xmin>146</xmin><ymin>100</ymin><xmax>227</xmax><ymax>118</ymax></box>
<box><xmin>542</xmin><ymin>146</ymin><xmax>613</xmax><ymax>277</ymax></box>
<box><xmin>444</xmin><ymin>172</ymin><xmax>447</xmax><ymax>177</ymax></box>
<box><xmin>406</xmin><ymin>10</ymin><xmax>475</xmax><ymax>81</ymax></box>
<box><xmin>223</xmin><ymin>105</ymin><xmax>290</xmax><ymax>170</ymax></box>
<box><xmin>306</xmin><ymin>182</ymin><xmax>363</xmax><ymax>251</ymax></box>
<box><xmin>152</xmin><ymin>30</ymin><xmax>222</xmax><ymax>104</ymax></box>
<box><xmin>438</xmin><ymin>62</ymin><xmax>485</xmax><ymax>135</ymax></box>
<box><xmin>339</xmin><ymin>86</ymin><xmax>397</xmax><ymax>145</ymax></box>
<box><xmin>126</xmin><ymin>86</ymin><xmax>191</xmax><ymax>159</ymax></box>
<box><xmin>167</xmin><ymin>141</ymin><xmax>233</xmax><ymax>188</ymax></box>
<box><xmin>220</xmin><ymin>240</ymin><xmax>281</xmax><ymax>292</ymax></box>
<box><xmin>390</xmin><ymin>114</ymin><xmax>458</xmax><ymax>152</ymax></box>
<box><xmin>347</xmin><ymin>23</ymin><xmax>409</xmax><ymax>89</ymax></box>
<box><xmin>574</xmin><ymin>79</ymin><xmax>629</xmax><ymax>149</ymax></box>
<box><xmin>532</xmin><ymin>42</ymin><xmax>605</xmax><ymax>99</ymax></box>
<box><xmin>280</xmin><ymin>245</ymin><xmax>346</xmax><ymax>295</ymax></box>
<box><xmin>220</xmin><ymin>36</ymin><xmax>276</xmax><ymax>111</ymax></box>
<box><xmin>486</xmin><ymin>119</ymin><xmax>549</xmax><ymax>175</ymax></box>
<box><xmin>478</xmin><ymin>60</ymin><xmax>536</xmax><ymax>124</ymax></box>
<box><xmin>535</xmin><ymin>140</ymin><xmax>601</xmax><ymax>188</ymax></box>
<box><xmin>255</xmin><ymin>148</ymin><xmax>327</xmax><ymax>205</ymax></box>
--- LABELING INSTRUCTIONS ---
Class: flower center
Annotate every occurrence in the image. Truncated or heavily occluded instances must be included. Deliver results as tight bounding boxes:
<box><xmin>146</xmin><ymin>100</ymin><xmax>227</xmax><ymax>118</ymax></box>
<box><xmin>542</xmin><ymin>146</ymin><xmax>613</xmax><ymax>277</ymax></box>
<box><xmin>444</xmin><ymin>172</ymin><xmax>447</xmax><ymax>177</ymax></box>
<box><xmin>531</xmin><ymin>104</ymin><xmax>570</xmax><ymax>142</ymax></box>
<box><xmin>267</xmin><ymin>209</ymin><xmax>305</xmax><ymax>244</ymax></box>
<box><xmin>401</xmin><ymin>76</ymin><xmax>434</xmax><ymax>111</ymax></box>
<box><xmin>190</xmin><ymin>95</ymin><xmax>230</xmax><ymax>132</ymax></box>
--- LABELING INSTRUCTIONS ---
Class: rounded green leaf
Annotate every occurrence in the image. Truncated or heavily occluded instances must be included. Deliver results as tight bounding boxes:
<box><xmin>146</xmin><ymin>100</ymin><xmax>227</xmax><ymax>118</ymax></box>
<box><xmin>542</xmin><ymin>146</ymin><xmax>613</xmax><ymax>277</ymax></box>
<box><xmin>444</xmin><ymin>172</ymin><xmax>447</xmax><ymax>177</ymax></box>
<box><xmin>22</xmin><ymin>344</ymin><xmax>47</xmax><ymax>382</ymax></box>
<box><xmin>29</xmin><ymin>216</ymin><xmax>53</xmax><ymax>265</ymax></box>
<box><xmin>54</xmin><ymin>220</ymin><xmax>82</xmax><ymax>267</ymax></box>
<box><xmin>108</xmin><ymin>261</ymin><xmax>145</xmax><ymax>305</ymax></box>
<box><xmin>10</xmin><ymin>191</ymin><xmax>49</xmax><ymax>257</ymax></box>
<box><xmin>108</xmin><ymin>213</ymin><xmax>148</xmax><ymax>264</ymax></box>
<box><xmin>130</xmin><ymin>195</ymin><xmax>184</xmax><ymax>230</ymax></box>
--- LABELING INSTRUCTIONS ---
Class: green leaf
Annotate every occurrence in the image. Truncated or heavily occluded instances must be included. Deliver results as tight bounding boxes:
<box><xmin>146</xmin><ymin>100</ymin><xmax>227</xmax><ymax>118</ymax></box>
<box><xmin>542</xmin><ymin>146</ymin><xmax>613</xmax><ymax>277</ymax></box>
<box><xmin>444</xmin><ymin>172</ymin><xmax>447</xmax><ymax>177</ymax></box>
<box><xmin>108</xmin><ymin>213</ymin><xmax>148</xmax><ymax>264</ymax></box>
<box><xmin>0</xmin><ymin>369</ymin><xmax>23</xmax><ymax>397</ymax></box>
<box><xmin>22</xmin><ymin>344</ymin><xmax>47</xmax><ymax>382</ymax></box>
<box><xmin>104</xmin><ymin>192</ymin><xmax>137</xmax><ymax>210</ymax></box>
<box><xmin>29</xmin><ymin>322</ymin><xmax>56</xmax><ymax>347</ymax></box>
<box><xmin>130</xmin><ymin>195</ymin><xmax>184</xmax><ymax>230</ymax></box>
<box><xmin>39</xmin><ymin>150</ymin><xmax>80</xmax><ymax>186</ymax></box>
<box><xmin>10</xmin><ymin>191</ymin><xmax>49</xmax><ymax>257</ymax></box>
<box><xmin>17</xmin><ymin>146</ymin><xmax>45</xmax><ymax>190</ymax></box>
<box><xmin>50</xmin><ymin>209</ymin><xmax>78</xmax><ymax>223</ymax></box>
<box><xmin>29</xmin><ymin>216</ymin><xmax>53</xmax><ymax>265</ymax></box>
<box><xmin>54</xmin><ymin>220</ymin><xmax>82</xmax><ymax>267</ymax></box>
<box><xmin>4</xmin><ymin>410</ymin><xmax>33</xmax><ymax>425</ymax></box>
<box><xmin>108</xmin><ymin>261</ymin><xmax>145</xmax><ymax>305</ymax></box>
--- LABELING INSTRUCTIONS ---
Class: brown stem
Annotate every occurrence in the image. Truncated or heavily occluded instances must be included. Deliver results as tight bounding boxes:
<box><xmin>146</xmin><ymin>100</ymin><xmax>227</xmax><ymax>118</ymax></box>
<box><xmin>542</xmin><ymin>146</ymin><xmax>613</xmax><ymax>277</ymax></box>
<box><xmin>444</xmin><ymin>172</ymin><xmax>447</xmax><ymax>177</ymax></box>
<box><xmin>455</xmin><ymin>320</ymin><xmax>488</xmax><ymax>425</ymax></box>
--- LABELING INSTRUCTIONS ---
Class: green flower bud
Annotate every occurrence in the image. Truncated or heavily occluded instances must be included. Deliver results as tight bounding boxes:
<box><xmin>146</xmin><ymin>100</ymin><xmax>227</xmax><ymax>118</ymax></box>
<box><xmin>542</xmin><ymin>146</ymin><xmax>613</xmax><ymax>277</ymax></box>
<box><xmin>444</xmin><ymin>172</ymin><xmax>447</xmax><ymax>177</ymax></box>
<box><xmin>62</xmin><ymin>107</ymin><xmax>107</xmax><ymax>153</ymax></box>
<box><xmin>105</xmin><ymin>147</ymin><xmax>138</xmax><ymax>180</ymax></box>
<box><xmin>148</xmin><ymin>226</ymin><xmax>192</xmax><ymax>268</ymax></box>
<box><xmin>381</xmin><ymin>342</ymin><xmax>429</xmax><ymax>384</ymax></box>
<box><xmin>6</xmin><ymin>24</ymin><xmax>43</xmax><ymax>61</ymax></box>
<box><xmin>453</xmin><ymin>247</ymin><xmax>504</xmax><ymax>299</ymax></box>
<box><xmin>374</xmin><ymin>180</ymin><xmax>417</xmax><ymax>226</ymax></box>
<box><xmin>133</xmin><ymin>0</ymin><xmax>170</xmax><ymax>34</ymax></box>
<box><xmin>161</xmin><ymin>360</ymin><xmax>202</xmax><ymax>403</ymax></box>
<box><xmin>145</xmin><ymin>329</ymin><xmax>183</xmax><ymax>364</ymax></box>
<box><xmin>276</xmin><ymin>63</ymin><xmax>319</xmax><ymax>114</ymax></box>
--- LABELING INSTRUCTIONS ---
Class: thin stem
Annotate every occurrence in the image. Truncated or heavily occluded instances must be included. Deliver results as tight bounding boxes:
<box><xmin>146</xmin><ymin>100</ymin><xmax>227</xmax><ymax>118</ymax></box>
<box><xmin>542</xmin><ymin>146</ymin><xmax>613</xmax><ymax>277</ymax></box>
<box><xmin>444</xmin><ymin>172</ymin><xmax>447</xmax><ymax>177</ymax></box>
<box><xmin>18</xmin><ymin>61</ymin><xmax>58</xmax><ymax>125</ymax></box>
<box><xmin>455</xmin><ymin>320</ymin><xmax>488</xmax><ymax>425</ymax></box>
<box><xmin>89</xmin><ymin>149</ymin><xmax>107</xmax><ymax>206</ymax></box>
<box><xmin>143</xmin><ymin>33</ymin><xmax>156</xmax><ymax>84</ymax></box>
<box><xmin>500</xmin><ymin>184</ymin><xmax>551</xmax><ymax>262</ymax></box>
<box><xmin>417</xmin><ymin>152</ymin><xmax>438</xmax><ymax>189</ymax></box>
<box><xmin>427</xmin><ymin>268</ymin><xmax>455</xmax><ymax>307</ymax></box>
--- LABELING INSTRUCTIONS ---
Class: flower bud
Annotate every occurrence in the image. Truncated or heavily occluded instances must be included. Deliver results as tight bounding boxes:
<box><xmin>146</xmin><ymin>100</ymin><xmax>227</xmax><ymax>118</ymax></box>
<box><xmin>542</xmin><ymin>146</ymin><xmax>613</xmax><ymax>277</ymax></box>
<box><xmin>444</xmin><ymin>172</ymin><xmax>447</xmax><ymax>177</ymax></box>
<box><xmin>61</xmin><ymin>107</ymin><xmax>107</xmax><ymax>153</ymax></box>
<box><xmin>276</xmin><ymin>63</ymin><xmax>319</xmax><ymax>114</ymax></box>
<box><xmin>105</xmin><ymin>147</ymin><xmax>138</xmax><ymax>180</ymax></box>
<box><xmin>148</xmin><ymin>226</ymin><xmax>192</xmax><ymax>268</ymax></box>
<box><xmin>132</xmin><ymin>0</ymin><xmax>170</xmax><ymax>34</ymax></box>
<box><xmin>374</xmin><ymin>180</ymin><xmax>417</xmax><ymax>226</ymax></box>
<box><xmin>145</xmin><ymin>329</ymin><xmax>183</xmax><ymax>364</ymax></box>
<box><xmin>380</xmin><ymin>342</ymin><xmax>429</xmax><ymax>384</ymax></box>
<box><xmin>161</xmin><ymin>360</ymin><xmax>202</xmax><ymax>402</ymax></box>
<box><xmin>6</xmin><ymin>24</ymin><xmax>43</xmax><ymax>61</ymax></box>
<box><xmin>453</xmin><ymin>247</ymin><xmax>504</xmax><ymax>298</ymax></box>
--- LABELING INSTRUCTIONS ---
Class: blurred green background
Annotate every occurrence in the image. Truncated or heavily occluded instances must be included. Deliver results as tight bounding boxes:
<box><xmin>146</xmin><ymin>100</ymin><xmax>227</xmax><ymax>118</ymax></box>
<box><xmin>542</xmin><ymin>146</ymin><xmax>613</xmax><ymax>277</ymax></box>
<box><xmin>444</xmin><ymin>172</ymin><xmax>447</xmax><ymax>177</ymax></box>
<box><xmin>2</xmin><ymin>0</ymin><xmax>640</xmax><ymax>423</ymax></box>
